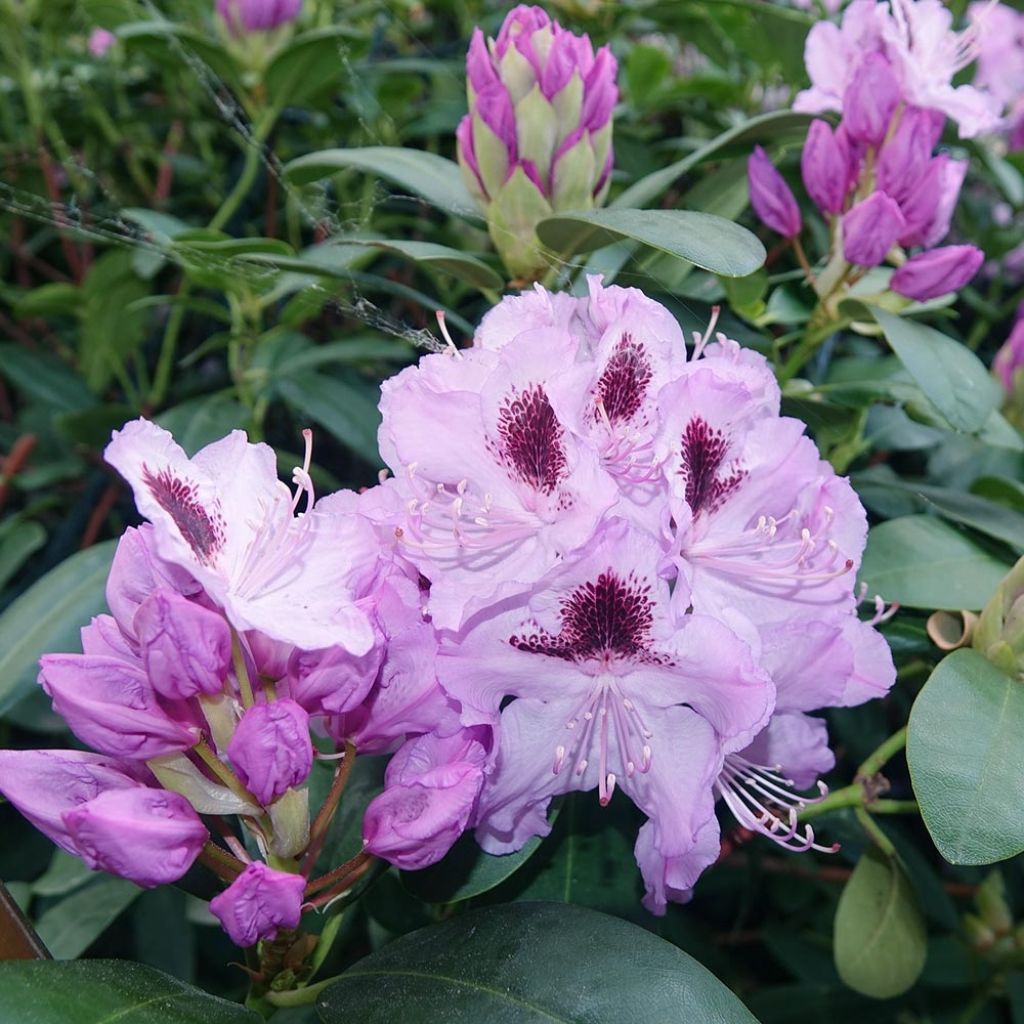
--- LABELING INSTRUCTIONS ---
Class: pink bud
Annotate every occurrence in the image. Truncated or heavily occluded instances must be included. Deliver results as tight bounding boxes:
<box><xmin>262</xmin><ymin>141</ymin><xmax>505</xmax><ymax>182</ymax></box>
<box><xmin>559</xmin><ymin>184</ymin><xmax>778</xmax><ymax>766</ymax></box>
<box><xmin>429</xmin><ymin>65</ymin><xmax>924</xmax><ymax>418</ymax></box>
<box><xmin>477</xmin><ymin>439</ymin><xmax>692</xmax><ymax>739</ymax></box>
<box><xmin>362</xmin><ymin>729</ymin><xmax>488</xmax><ymax>870</ymax></box>
<box><xmin>994</xmin><ymin>317</ymin><xmax>1024</xmax><ymax>393</ymax></box>
<box><xmin>890</xmin><ymin>245</ymin><xmax>984</xmax><ymax>301</ymax></box>
<box><xmin>920</xmin><ymin>156</ymin><xmax>968</xmax><ymax>249</ymax></box>
<box><xmin>39</xmin><ymin>650</ymin><xmax>196</xmax><ymax>760</ymax></box>
<box><xmin>801</xmin><ymin>120</ymin><xmax>852</xmax><ymax>215</ymax></box>
<box><xmin>842</xmin><ymin>192</ymin><xmax>906</xmax><ymax>267</ymax></box>
<box><xmin>63</xmin><ymin>788</ymin><xmax>207</xmax><ymax>887</ymax></box>
<box><xmin>843</xmin><ymin>53</ymin><xmax>901</xmax><ymax>146</ymax></box>
<box><xmin>876</xmin><ymin>108</ymin><xmax>937</xmax><ymax>203</ymax></box>
<box><xmin>0</xmin><ymin>749</ymin><xmax>141</xmax><ymax>855</ymax></box>
<box><xmin>748</xmin><ymin>146</ymin><xmax>801</xmax><ymax>238</ymax></box>
<box><xmin>134</xmin><ymin>591</ymin><xmax>231</xmax><ymax>700</ymax></box>
<box><xmin>209</xmin><ymin>862</ymin><xmax>306</xmax><ymax>947</ymax></box>
<box><xmin>286</xmin><ymin>641</ymin><xmax>382</xmax><ymax>716</ymax></box>
<box><xmin>88</xmin><ymin>29</ymin><xmax>116</xmax><ymax>58</ymax></box>
<box><xmin>227</xmin><ymin>699</ymin><xmax>312</xmax><ymax>806</ymax></box>
<box><xmin>216</xmin><ymin>0</ymin><xmax>302</xmax><ymax>35</ymax></box>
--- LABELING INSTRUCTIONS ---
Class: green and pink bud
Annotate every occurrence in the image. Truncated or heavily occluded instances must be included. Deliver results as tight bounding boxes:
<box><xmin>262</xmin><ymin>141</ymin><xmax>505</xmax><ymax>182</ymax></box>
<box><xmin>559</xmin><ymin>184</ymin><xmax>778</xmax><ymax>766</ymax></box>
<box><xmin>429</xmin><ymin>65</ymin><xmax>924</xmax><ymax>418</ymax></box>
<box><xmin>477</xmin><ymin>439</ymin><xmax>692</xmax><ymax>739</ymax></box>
<box><xmin>456</xmin><ymin>5</ymin><xmax>618</xmax><ymax>281</ymax></box>
<box><xmin>974</xmin><ymin>556</ymin><xmax>1024</xmax><ymax>679</ymax></box>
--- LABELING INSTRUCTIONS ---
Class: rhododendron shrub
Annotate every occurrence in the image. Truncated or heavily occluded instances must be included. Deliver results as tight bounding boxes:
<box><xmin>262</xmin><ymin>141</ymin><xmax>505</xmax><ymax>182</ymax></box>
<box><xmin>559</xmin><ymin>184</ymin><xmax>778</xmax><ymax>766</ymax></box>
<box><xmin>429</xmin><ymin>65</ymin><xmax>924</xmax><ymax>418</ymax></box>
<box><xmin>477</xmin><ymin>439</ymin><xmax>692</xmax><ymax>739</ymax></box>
<box><xmin>1</xmin><ymin>0</ymin><xmax>1020</xmax><ymax>1020</ymax></box>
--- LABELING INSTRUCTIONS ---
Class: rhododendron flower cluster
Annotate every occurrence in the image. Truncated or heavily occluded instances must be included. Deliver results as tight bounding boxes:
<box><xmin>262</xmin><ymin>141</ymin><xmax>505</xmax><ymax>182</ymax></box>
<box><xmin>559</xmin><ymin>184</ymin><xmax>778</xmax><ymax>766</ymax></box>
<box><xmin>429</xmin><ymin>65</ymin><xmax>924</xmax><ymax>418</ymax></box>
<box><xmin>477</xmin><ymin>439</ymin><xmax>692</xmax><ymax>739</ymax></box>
<box><xmin>970</xmin><ymin>1</ymin><xmax>1024</xmax><ymax>151</ymax></box>
<box><xmin>374</xmin><ymin>278</ymin><xmax>895</xmax><ymax>912</ymax></box>
<box><xmin>0</xmin><ymin>281</ymin><xmax>896</xmax><ymax>929</ymax></box>
<box><xmin>750</xmin><ymin>0</ymin><xmax>992</xmax><ymax>313</ymax></box>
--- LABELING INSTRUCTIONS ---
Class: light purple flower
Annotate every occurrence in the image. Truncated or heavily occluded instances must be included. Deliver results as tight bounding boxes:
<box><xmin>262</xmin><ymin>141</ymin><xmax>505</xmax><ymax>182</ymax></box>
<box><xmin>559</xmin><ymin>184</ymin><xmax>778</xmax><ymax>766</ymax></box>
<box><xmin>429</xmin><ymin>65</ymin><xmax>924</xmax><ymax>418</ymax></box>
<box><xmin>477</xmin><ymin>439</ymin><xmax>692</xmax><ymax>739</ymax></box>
<box><xmin>227</xmin><ymin>699</ymin><xmax>313</xmax><ymax>806</ymax></box>
<box><xmin>39</xmin><ymin>616</ymin><xmax>197</xmax><ymax>759</ymax></box>
<box><xmin>456</xmin><ymin>5</ymin><xmax>618</xmax><ymax>279</ymax></box>
<box><xmin>134</xmin><ymin>591</ymin><xmax>232</xmax><ymax>700</ymax></box>
<box><xmin>438</xmin><ymin>520</ymin><xmax>773</xmax><ymax>868</ymax></box>
<box><xmin>286</xmin><ymin>641</ymin><xmax>382</xmax><ymax>717</ymax></box>
<box><xmin>216</xmin><ymin>0</ymin><xmax>302</xmax><ymax>34</ymax></box>
<box><xmin>209</xmin><ymin>862</ymin><xmax>306</xmax><ymax>947</ymax></box>
<box><xmin>876</xmin><ymin>107</ymin><xmax>939</xmax><ymax>203</ymax></box>
<box><xmin>994</xmin><ymin>315</ymin><xmax>1024</xmax><ymax>394</ymax></box>
<box><xmin>105</xmin><ymin>420</ymin><xmax>379</xmax><ymax>653</ymax></box>
<box><xmin>88</xmin><ymin>28</ymin><xmax>116</xmax><ymax>58</ymax></box>
<box><xmin>63</xmin><ymin>787</ymin><xmax>207</xmax><ymax>887</ymax></box>
<box><xmin>0</xmin><ymin>749</ymin><xmax>143</xmax><ymax>856</ymax></box>
<box><xmin>842</xmin><ymin>192</ymin><xmax>907</xmax><ymax>266</ymax></box>
<box><xmin>801</xmin><ymin>120</ymin><xmax>853</xmax><ymax>215</ymax></box>
<box><xmin>747</xmin><ymin>146</ymin><xmax>802</xmax><ymax>238</ymax></box>
<box><xmin>891</xmin><ymin>245</ymin><xmax>984</xmax><ymax>301</ymax></box>
<box><xmin>376</xmin><ymin>329</ymin><xmax>617</xmax><ymax>631</ymax></box>
<box><xmin>920</xmin><ymin>156</ymin><xmax>968</xmax><ymax>248</ymax></box>
<box><xmin>362</xmin><ymin>728</ymin><xmax>490</xmax><ymax>869</ymax></box>
<box><xmin>795</xmin><ymin>0</ymin><xmax>1003</xmax><ymax>139</ymax></box>
<box><xmin>843</xmin><ymin>52</ymin><xmax>901</xmax><ymax>146</ymax></box>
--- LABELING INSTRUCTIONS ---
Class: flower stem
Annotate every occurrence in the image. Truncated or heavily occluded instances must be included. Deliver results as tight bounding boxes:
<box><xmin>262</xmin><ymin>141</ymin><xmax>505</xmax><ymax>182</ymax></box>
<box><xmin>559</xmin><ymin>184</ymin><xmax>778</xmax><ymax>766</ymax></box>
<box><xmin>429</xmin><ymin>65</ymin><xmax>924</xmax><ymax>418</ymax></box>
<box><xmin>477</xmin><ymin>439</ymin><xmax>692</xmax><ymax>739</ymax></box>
<box><xmin>264</xmin><ymin>977</ymin><xmax>337</xmax><ymax>1008</ymax></box>
<box><xmin>232</xmin><ymin>631</ymin><xmax>256</xmax><ymax>709</ymax></box>
<box><xmin>198</xmin><ymin>840</ymin><xmax>246</xmax><ymax>882</ymax></box>
<box><xmin>302</xmin><ymin>742</ymin><xmax>357</xmax><ymax>875</ymax></box>
<box><xmin>305</xmin><ymin>850</ymin><xmax>373</xmax><ymax>899</ymax></box>
<box><xmin>858</xmin><ymin>727</ymin><xmax>908</xmax><ymax>778</ymax></box>
<box><xmin>194</xmin><ymin>738</ymin><xmax>258</xmax><ymax>808</ymax></box>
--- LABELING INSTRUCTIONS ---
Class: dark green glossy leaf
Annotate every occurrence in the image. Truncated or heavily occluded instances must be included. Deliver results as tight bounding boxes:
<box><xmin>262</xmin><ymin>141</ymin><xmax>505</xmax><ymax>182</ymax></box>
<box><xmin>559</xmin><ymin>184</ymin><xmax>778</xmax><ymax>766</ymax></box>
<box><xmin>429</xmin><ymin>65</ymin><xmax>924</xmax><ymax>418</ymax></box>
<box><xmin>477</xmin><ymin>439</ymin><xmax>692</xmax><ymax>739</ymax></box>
<box><xmin>265</xmin><ymin>26</ymin><xmax>366</xmax><ymax>106</ymax></box>
<box><xmin>0</xmin><ymin>959</ymin><xmax>260</xmax><ymax>1023</ymax></box>
<box><xmin>0</xmin><ymin>344</ymin><xmax>95</xmax><ymax>410</ymax></box>
<box><xmin>0</xmin><ymin>520</ymin><xmax>46</xmax><ymax>591</ymax></box>
<box><xmin>870</xmin><ymin>308</ymin><xmax>1001</xmax><ymax>434</ymax></box>
<box><xmin>316</xmin><ymin>903</ymin><xmax>760</xmax><ymax>1023</ymax></box>
<box><xmin>833</xmin><ymin>847</ymin><xmax>926</xmax><ymax>999</ymax></box>
<box><xmin>35</xmin><ymin>876</ymin><xmax>141</xmax><ymax>960</ymax></box>
<box><xmin>156</xmin><ymin>396</ymin><xmax>249</xmax><ymax>456</ymax></box>
<box><xmin>908</xmin><ymin>649</ymin><xmax>1024</xmax><ymax>865</ymax></box>
<box><xmin>284</xmin><ymin>147</ymin><xmax>479</xmax><ymax>219</ymax></box>
<box><xmin>859</xmin><ymin>515</ymin><xmax>1011</xmax><ymax>610</ymax></box>
<box><xmin>536</xmin><ymin>209</ymin><xmax>765</xmax><ymax>278</ymax></box>
<box><xmin>0</xmin><ymin>541</ymin><xmax>115</xmax><ymax>716</ymax></box>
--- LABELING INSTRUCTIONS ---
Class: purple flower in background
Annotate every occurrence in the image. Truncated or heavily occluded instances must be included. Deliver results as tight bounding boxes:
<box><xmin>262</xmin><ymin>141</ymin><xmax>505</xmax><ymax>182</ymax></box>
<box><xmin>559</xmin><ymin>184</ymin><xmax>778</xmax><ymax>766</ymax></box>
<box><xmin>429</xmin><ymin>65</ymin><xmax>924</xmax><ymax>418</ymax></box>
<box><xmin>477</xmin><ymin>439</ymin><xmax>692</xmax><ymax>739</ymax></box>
<box><xmin>227</xmin><ymin>699</ymin><xmax>313</xmax><ymax>806</ymax></box>
<box><xmin>105</xmin><ymin>420</ymin><xmax>379</xmax><ymax>654</ymax></box>
<box><xmin>88</xmin><ymin>28</ymin><xmax>116</xmax><ymax>57</ymax></box>
<box><xmin>747</xmin><ymin>146</ymin><xmax>802</xmax><ymax>238</ymax></box>
<box><xmin>994</xmin><ymin>314</ymin><xmax>1024</xmax><ymax>394</ymax></box>
<box><xmin>209</xmin><ymin>862</ymin><xmax>306</xmax><ymax>946</ymax></box>
<box><xmin>363</xmin><ymin>728</ymin><xmax>490</xmax><ymax>869</ymax></box>
<box><xmin>795</xmin><ymin>0</ymin><xmax>1003</xmax><ymax>139</ymax></box>
<box><xmin>842</xmin><ymin>192</ymin><xmax>906</xmax><ymax>266</ymax></box>
<box><xmin>64</xmin><ymin>788</ymin><xmax>207</xmax><ymax>887</ymax></box>
<box><xmin>891</xmin><ymin>245</ymin><xmax>984</xmax><ymax>301</ymax></box>
<box><xmin>216</xmin><ymin>0</ymin><xmax>302</xmax><ymax>34</ymax></box>
<box><xmin>456</xmin><ymin>5</ymin><xmax>618</xmax><ymax>280</ymax></box>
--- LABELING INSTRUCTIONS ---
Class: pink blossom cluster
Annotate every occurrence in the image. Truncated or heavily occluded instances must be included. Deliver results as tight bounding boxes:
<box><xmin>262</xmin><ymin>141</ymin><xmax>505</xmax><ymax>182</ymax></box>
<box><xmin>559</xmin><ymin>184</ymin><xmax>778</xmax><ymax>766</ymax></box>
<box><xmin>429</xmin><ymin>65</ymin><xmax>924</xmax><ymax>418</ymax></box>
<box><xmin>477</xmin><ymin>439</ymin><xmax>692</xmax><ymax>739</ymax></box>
<box><xmin>0</xmin><ymin>424</ymin><xmax>482</xmax><ymax>947</ymax></box>
<box><xmin>750</xmin><ymin>1</ymin><xmax>990</xmax><ymax>304</ymax></box>
<box><xmin>371</xmin><ymin>278</ymin><xmax>895</xmax><ymax>912</ymax></box>
<box><xmin>969</xmin><ymin>1</ymin><xmax>1024</xmax><ymax>151</ymax></box>
<box><xmin>0</xmin><ymin>281</ymin><xmax>896</xmax><ymax>931</ymax></box>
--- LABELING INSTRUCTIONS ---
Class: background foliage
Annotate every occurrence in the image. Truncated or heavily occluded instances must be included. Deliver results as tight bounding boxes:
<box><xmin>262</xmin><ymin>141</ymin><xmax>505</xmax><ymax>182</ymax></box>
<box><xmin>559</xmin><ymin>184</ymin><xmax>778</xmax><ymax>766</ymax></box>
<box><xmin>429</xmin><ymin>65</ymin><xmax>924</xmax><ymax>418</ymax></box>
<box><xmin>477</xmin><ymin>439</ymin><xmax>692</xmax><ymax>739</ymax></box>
<box><xmin>1</xmin><ymin>0</ymin><xmax>1024</xmax><ymax>1021</ymax></box>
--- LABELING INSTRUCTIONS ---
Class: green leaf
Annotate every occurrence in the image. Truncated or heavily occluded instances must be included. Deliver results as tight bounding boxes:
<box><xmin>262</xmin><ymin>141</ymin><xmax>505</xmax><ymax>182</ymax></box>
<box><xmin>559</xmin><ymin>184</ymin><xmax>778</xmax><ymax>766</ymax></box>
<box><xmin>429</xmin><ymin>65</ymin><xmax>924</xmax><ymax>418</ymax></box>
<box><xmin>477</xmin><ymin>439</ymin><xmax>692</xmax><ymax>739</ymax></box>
<box><xmin>0</xmin><ymin>541</ymin><xmax>115</xmax><ymax>716</ymax></box>
<box><xmin>0</xmin><ymin>520</ymin><xmax>46</xmax><ymax>590</ymax></box>
<box><xmin>36</xmin><ymin>876</ymin><xmax>141</xmax><ymax>960</ymax></box>
<box><xmin>536</xmin><ymin>209</ymin><xmax>765</xmax><ymax>278</ymax></box>
<box><xmin>265</xmin><ymin>26</ymin><xmax>366</xmax><ymax>106</ymax></box>
<box><xmin>833</xmin><ymin>846</ymin><xmax>926</xmax><ymax>999</ymax></box>
<box><xmin>0</xmin><ymin>959</ymin><xmax>261</xmax><ymax>1023</ymax></box>
<box><xmin>116</xmin><ymin>20</ymin><xmax>238</xmax><ymax>82</ymax></box>
<box><xmin>32</xmin><ymin>850</ymin><xmax>97</xmax><ymax>899</ymax></box>
<box><xmin>284</xmin><ymin>147</ymin><xmax>479</xmax><ymax>219</ymax></box>
<box><xmin>859</xmin><ymin>515</ymin><xmax>1011</xmax><ymax>610</ymax></box>
<box><xmin>277</xmin><ymin>372</ymin><xmax>381</xmax><ymax>466</ymax></box>
<box><xmin>869</xmin><ymin>307</ymin><xmax>1001</xmax><ymax>434</ymax></box>
<box><xmin>157</xmin><ymin>396</ymin><xmax>249</xmax><ymax>456</ymax></box>
<box><xmin>316</xmin><ymin>903</ymin><xmax>759</xmax><ymax>1023</ymax></box>
<box><xmin>0</xmin><ymin>344</ymin><xmax>95</xmax><ymax>410</ymax></box>
<box><xmin>12</xmin><ymin>283</ymin><xmax>81</xmax><ymax>319</ymax></box>
<box><xmin>908</xmin><ymin>649</ymin><xmax>1024</xmax><ymax>865</ymax></box>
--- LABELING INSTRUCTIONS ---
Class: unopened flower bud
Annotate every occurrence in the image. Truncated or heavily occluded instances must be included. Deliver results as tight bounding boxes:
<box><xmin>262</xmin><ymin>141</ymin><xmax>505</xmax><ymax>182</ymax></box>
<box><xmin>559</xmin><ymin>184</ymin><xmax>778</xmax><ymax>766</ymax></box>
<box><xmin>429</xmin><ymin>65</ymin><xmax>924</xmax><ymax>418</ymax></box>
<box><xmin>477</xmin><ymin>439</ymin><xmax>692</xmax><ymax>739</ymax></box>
<box><xmin>209</xmin><ymin>861</ymin><xmax>306</xmax><ymax>947</ymax></box>
<box><xmin>134</xmin><ymin>591</ymin><xmax>231</xmax><ymax>700</ymax></box>
<box><xmin>876</xmin><ymin>107</ymin><xmax>937</xmax><ymax>203</ymax></box>
<box><xmin>801</xmin><ymin>120</ymin><xmax>852</xmax><ymax>215</ymax></box>
<box><xmin>748</xmin><ymin>146</ymin><xmax>802</xmax><ymax>238</ymax></box>
<box><xmin>457</xmin><ymin>5</ymin><xmax>618</xmax><ymax>281</ymax></box>
<box><xmin>993</xmin><ymin>317</ymin><xmax>1024</xmax><ymax>396</ymax></box>
<box><xmin>843</xmin><ymin>53</ymin><xmax>901</xmax><ymax>146</ymax></box>
<box><xmin>216</xmin><ymin>0</ymin><xmax>302</xmax><ymax>34</ymax></box>
<box><xmin>973</xmin><ymin>556</ymin><xmax>1024</xmax><ymax>678</ymax></box>
<box><xmin>227</xmin><ymin>699</ymin><xmax>313</xmax><ymax>806</ymax></box>
<box><xmin>287</xmin><ymin>641</ymin><xmax>382</xmax><ymax>716</ymax></box>
<box><xmin>88</xmin><ymin>29</ymin><xmax>116</xmax><ymax>58</ymax></box>
<box><xmin>890</xmin><ymin>245</ymin><xmax>984</xmax><ymax>301</ymax></box>
<box><xmin>842</xmin><ymin>192</ymin><xmax>906</xmax><ymax>267</ymax></box>
<box><xmin>975</xmin><ymin>871</ymin><xmax>1014</xmax><ymax>935</ymax></box>
<box><xmin>964</xmin><ymin>912</ymin><xmax>997</xmax><ymax>952</ymax></box>
<box><xmin>362</xmin><ymin>728</ymin><xmax>488</xmax><ymax>870</ymax></box>
<box><xmin>63</xmin><ymin>787</ymin><xmax>207</xmax><ymax>888</ymax></box>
